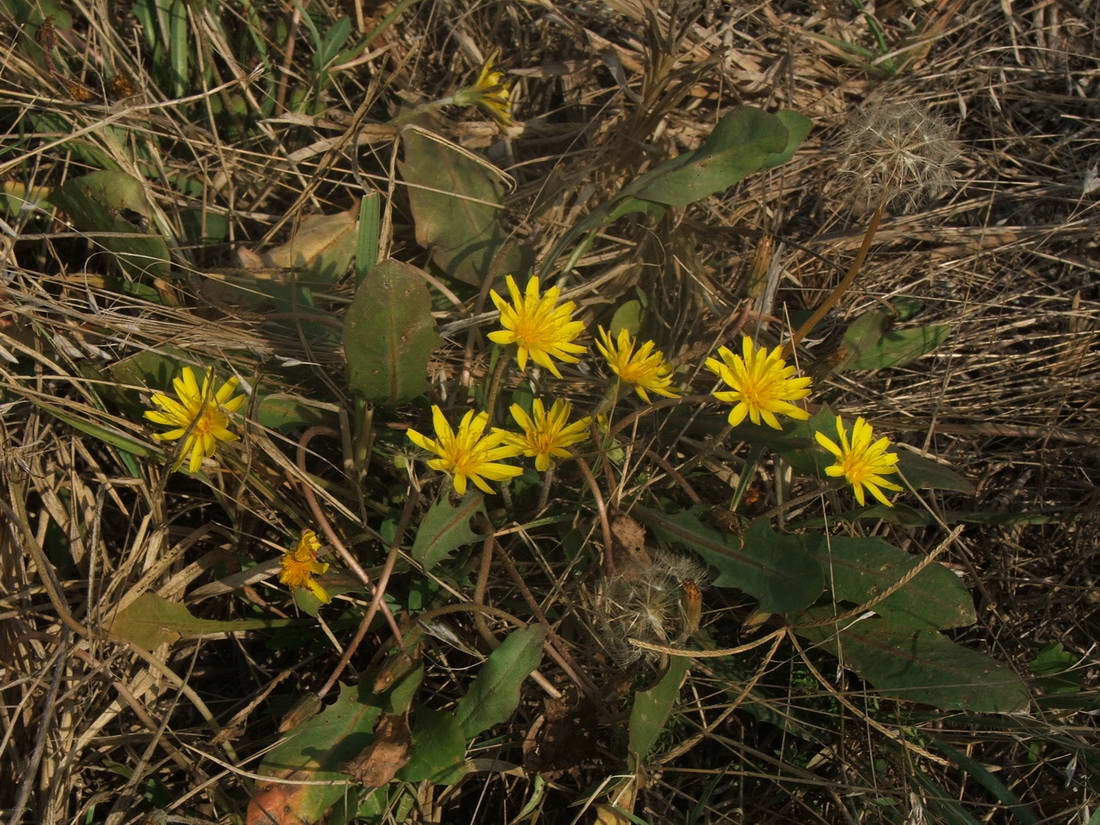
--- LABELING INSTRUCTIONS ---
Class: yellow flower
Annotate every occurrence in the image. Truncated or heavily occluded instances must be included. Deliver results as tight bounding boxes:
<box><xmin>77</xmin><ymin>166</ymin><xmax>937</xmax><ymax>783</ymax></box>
<box><xmin>705</xmin><ymin>336</ymin><xmax>812</xmax><ymax>430</ymax></box>
<box><xmin>814</xmin><ymin>415</ymin><xmax>903</xmax><ymax>507</ymax></box>
<box><xmin>595</xmin><ymin>326</ymin><xmax>680</xmax><ymax>403</ymax></box>
<box><xmin>144</xmin><ymin>366</ymin><xmax>246</xmax><ymax>473</ymax></box>
<box><xmin>496</xmin><ymin>398</ymin><xmax>590</xmax><ymax>472</ymax></box>
<box><xmin>279</xmin><ymin>529</ymin><xmax>331</xmax><ymax>604</ymax></box>
<box><xmin>407</xmin><ymin>405</ymin><xmax>523</xmax><ymax>495</ymax></box>
<box><xmin>488</xmin><ymin>275</ymin><xmax>586</xmax><ymax>378</ymax></box>
<box><xmin>454</xmin><ymin>51</ymin><xmax>514</xmax><ymax>126</ymax></box>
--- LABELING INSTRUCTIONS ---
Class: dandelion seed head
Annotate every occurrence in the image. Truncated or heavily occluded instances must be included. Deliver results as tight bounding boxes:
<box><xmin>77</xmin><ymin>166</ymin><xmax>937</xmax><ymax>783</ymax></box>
<box><xmin>836</xmin><ymin>101</ymin><xmax>960</xmax><ymax>214</ymax></box>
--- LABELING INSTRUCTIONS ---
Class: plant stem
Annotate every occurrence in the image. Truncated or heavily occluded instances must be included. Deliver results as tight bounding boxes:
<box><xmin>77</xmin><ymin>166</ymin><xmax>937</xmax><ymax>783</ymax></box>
<box><xmin>483</xmin><ymin>348</ymin><xmax>512</xmax><ymax>425</ymax></box>
<box><xmin>785</xmin><ymin>203</ymin><xmax>885</xmax><ymax>355</ymax></box>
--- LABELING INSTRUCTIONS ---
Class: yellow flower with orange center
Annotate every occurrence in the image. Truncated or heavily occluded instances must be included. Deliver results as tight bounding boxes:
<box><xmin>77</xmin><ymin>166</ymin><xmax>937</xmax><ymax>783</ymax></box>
<box><xmin>814</xmin><ymin>415</ymin><xmax>903</xmax><ymax>507</ymax></box>
<box><xmin>595</xmin><ymin>326</ymin><xmax>680</xmax><ymax>403</ymax></box>
<box><xmin>407</xmin><ymin>405</ymin><xmax>523</xmax><ymax>495</ymax></box>
<box><xmin>488</xmin><ymin>275</ymin><xmax>586</xmax><ymax>378</ymax></box>
<box><xmin>144</xmin><ymin>366</ymin><xmax>246</xmax><ymax>473</ymax></box>
<box><xmin>496</xmin><ymin>398</ymin><xmax>590</xmax><ymax>472</ymax></box>
<box><xmin>705</xmin><ymin>336</ymin><xmax>812</xmax><ymax>430</ymax></box>
<box><xmin>279</xmin><ymin>529</ymin><xmax>331</xmax><ymax>604</ymax></box>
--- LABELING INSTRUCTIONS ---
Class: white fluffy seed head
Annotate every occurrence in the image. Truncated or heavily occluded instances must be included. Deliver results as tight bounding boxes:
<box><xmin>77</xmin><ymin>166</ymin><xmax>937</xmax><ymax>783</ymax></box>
<box><xmin>836</xmin><ymin>101</ymin><xmax>960</xmax><ymax>214</ymax></box>
<box><xmin>587</xmin><ymin>550</ymin><xmax>709</xmax><ymax>666</ymax></box>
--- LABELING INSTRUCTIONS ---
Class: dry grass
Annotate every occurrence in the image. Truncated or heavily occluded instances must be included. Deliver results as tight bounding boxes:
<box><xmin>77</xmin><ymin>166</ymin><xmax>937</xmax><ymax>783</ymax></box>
<box><xmin>1</xmin><ymin>1</ymin><xmax>1098</xmax><ymax>823</ymax></box>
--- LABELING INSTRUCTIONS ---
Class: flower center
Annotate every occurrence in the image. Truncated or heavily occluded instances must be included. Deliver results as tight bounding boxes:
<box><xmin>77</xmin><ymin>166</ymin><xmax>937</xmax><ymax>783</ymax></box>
<box><xmin>193</xmin><ymin>406</ymin><xmax>227</xmax><ymax>436</ymax></box>
<box><xmin>842</xmin><ymin>453</ymin><xmax>872</xmax><ymax>483</ymax></box>
<box><xmin>514</xmin><ymin>316</ymin><xmax>555</xmax><ymax>349</ymax></box>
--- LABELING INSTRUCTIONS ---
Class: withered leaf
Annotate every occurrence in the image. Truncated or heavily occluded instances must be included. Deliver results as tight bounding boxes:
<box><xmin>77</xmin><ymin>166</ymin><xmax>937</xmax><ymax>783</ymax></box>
<box><xmin>345</xmin><ymin>713</ymin><xmax>411</xmax><ymax>789</ymax></box>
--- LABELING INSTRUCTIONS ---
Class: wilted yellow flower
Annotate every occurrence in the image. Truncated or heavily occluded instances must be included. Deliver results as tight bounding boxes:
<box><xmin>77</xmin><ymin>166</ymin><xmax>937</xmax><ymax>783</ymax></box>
<box><xmin>496</xmin><ymin>398</ymin><xmax>590</xmax><ymax>472</ymax></box>
<box><xmin>595</xmin><ymin>326</ymin><xmax>680</xmax><ymax>403</ymax></box>
<box><xmin>454</xmin><ymin>51</ymin><xmax>514</xmax><ymax>126</ymax></box>
<box><xmin>705</xmin><ymin>336</ymin><xmax>812</xmax><ymax>430</ymax></box>
<box><xmin>144</xmin><ymin>366</ymin><xmax>246</xmax><ymax>473</ymax></box>
<box><xmin>814</xmin><ymin>415</ymin><xmax>903</xmax><ymax>507</ymax></box>
<box><xmin>279</xmin><ymin>529</ymin><xmax>330</xmax><ymax>604</ymax></box>
<box><xmin>488</xmin><ymin>275</ymin><xmax>586</xmax><ymax>378</ymax></box>
<box><xmin>407</xmin><ymin>405</ymin><xmax>523</xmax><ymax>495</ymax></box>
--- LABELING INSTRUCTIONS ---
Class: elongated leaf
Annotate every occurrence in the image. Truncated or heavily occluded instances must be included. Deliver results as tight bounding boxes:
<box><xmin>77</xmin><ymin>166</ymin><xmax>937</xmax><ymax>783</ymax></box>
<box><xmin>343</xmin><ymin>259</ymin><xmax>440</xmax><ymax>404</ymax></box>
<box><xmin>255</xmin><ymin>394</ymin><xmax>335</xmax><ymax>432</ymax></box>
<box><xmin>250</xmin><ymin>683</ymin><xmax>380</xmax><ymax>825</ymax></box>
<box><xmin>355</xmin><ymin>192</ymin><xmax>380</xmax><ymax>283</ymax></box>
<box><xmin>410</xmin><ymin>492</ymin><xmax>486</xmax><ymax>572</ymax></box>
<box><xmin>455</xmin><ymin>625</ymin><xmax>546</xmax><ymax>739</ymax></box>
<box><xmin>807</xmin><ymin>535</ymin><xmax>975</xmax><ymax>629</ymax></box>
<box><xmin>628</xmin><ymin>655</ymin><xmax>690</xmax><ymax>762</ymax></box>
<box><xmin>397</xmin><ymin>706</ymin><xmax>467</xmax><ymax>785</ymax></box>
<box><xmin>837</xmin><ymin>311</ymin><xmax>950</xmax><ymax>372</ymax></box>
<box><xmin>399</xmin><ymin>125</ymin><xmax>523</xmax><ymax>285</ymax></box>
<box><xmin>638</xmin><ymin>508</ymin><xmax>823</xmax><ymax>613</ymax></box>
<box><xmin>52</xmin><ymin>171</ymin><xmax>170</xmax><ymax>279</ymax></box>
<box><xmin>632</xmin><ymin>108</ymin><xmax>811</xmax><ymax>207</ymax></box>
<box><xmin>931</xmin><ymin>739</ymin><xmax>1040</xmax><ymax>825</ymax></box>
<box><xmin>32</xmin><ymin>401</ymin><xmax>163</xmax><ymax>459</ymax></box>
<box><xmin>111</xmin><ymin>592</ymin><xmax>295</xmax><ymax>651</ymax></box>
<box><xmin>796</xmin><ymin>610</ymin><xmax>1029</xmax><ymax>712</ymax></box>
<box><xmin>898</xmin><ymin>451</ymin><xmax>975</xmax><ymax>493</ymax></box>
<box><xmin>108</xmin><ymin>348</ymin><xmax>185</xmax><ymax>391</ymax></box>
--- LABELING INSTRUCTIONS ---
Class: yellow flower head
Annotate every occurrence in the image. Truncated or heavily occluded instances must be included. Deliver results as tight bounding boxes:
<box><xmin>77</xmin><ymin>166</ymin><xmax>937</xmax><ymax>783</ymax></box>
<box><xmin>144</xmin><ymin>366</ymin><xmax>247</xmax><ymax>473</ymax></box>
<box><xmin>407</xmin><ymin>405</ymin><xmax>523</xmax><ymax>495</ymax></box>
<box><xmin>814</xmin><ymin>415</ymin><xmax>903</xmax><ymax>507</ymax></box>
<box><xmin>488</xmin><ymin>275</ymin><xmax>586</xmax><ymax>377</ymax></box>
<box><xmin>454</xmin><ymin>51</ymin><xmax>514</xmax><ymax>126</ymax></box>
<box><xmin>705</xmin><ymin>336</ymin><xmax>812</xmax><ymax>430</ymax></box>
<box><xmin>496</xmin><ymin>398</ymin><xmax>590</xmax><ymax>472</ymax></box>
<box><xmin>595</xmin><ymin>326</ymin><xmax>680</xmax><ymax>403</ymax></box>
<box><xmin>279</xmin><ymin>529</ymin><xmax>331</xmax><ymax>604</ymax></box>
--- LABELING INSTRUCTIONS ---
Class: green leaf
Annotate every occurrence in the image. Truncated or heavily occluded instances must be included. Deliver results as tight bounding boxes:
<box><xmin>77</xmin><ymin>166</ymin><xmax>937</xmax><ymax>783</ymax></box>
<box><xmin>913</xmin><ymin>770</ymin><xmax>983</xmax><ymax>825</ymax></box>
<box><xmin>638</xmin><ymin>507</ymin><xmax>823</xmax><ymax>613</ymax></box>
<box><xmin>836</xmin><ymin>311</ymin><xmax>950</xmax><ymax>372</ymax></box>
<box><xmin>931</xmin><ymin>739</ymin><xmax>1040</xmax><ymax>825</ymax></box>
<box><xmin>898</xmin><ymin>451</ymin><xmax>975</xmax><ymax>493</ymax></box>
<box><xmin>610</xmin><ymin>299</ymin><xmax>643</xmax><ymax>336</ymax></box>
<box><xmin>628</xmin><ymin>655</ymin><xmax>690</xmax><ymax>762</ymax></box>
<box><xmin>1028</xmin><ymin>643</ymin><xmax>1083</xmax><ymax>695</ymax></box>
<box><xmin>410</xmin><ymin>492</ymin><xmax>486</xmax><ymax>572</ymax></box>
<box><xmin>343</xmin><ymin>259</ymin><xmax>440</xmax><ymax>404</ymax></box>
<box><xmin>386</xmin><ymin>665</ymin><xmax>424</xmax><ymax>715</ymax></box>
<box><xmin>108</xmin><ymin>348</ymin><xmax>185</xmax><ymax>392</ymax></box>
<box><xmin>252</xmin><ymin>683</ymin><xmax>380</xmax><ymax>825</ymax></box>
<box><xmin>111</xmin><ymin>592</ymin><xmax>295</xmax><ymax>651</ymax></box>
<box><xmin>398</xmin><ymin>124</ymin><xmax>523</xmax><ymax>285</ymax></box>
<box><xmin>317</xmin><ymin>16</ymin><xmax>352</xmax><ymax>69</ymax></box>
<box><xmin>355</xmin><ymin>192</ymin><xmax>381</xmax><ymax>283</ymax></box>
<box><xmin>632</xmin><ymin>108</ymin><xmax>810</xmax><ymax>207</ymax></box>
<box><xmin>31</xmin><ymin>400</ymin><xmax>163</xmax><ymax>460</ymax></box>
<box><xmin>397</xmin><ymin>706</ymin><xmax>467</xmax><ymax>785</ymax></box>
<box><xmin>254</xmin><ymin>394</ymin><xmax>335</xmax><ymax>432</ymax></box>
<box><xmin>796</xmin><ymin>610</ymin><xmax>1030</xmax><ymax>712</ymax></box>
<box><xmin>52</xmin><ymin>171</ymin><xmax>170</xmax><ymax>280</ymax></box>
<box><xmin>455</xmin><ymin>625</ymin><xmax>546</xmax><ymax>739</ymax></box>
<box><xmin>807</xmin><ymin>535</ymin><xmax>975</xmax><ymax>629</ymax></box>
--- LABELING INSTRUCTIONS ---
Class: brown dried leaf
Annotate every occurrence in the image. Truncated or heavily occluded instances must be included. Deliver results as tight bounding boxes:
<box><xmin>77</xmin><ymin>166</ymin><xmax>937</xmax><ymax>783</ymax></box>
<box><xmin>345</xmin><ymin>713</ymin><xmax>411</xmax><ymax>789</ymax></box>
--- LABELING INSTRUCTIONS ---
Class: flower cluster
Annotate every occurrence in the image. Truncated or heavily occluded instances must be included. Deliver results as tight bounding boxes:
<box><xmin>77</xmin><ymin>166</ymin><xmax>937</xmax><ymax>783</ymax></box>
<box><xmin>400</xmin><ymin>272</ymin><xmax>903</xmax><ymax>507</ymax></box>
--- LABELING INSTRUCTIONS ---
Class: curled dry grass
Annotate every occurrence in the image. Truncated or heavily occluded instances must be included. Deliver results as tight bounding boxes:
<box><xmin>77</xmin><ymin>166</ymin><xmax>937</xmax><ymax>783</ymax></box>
<box><xmin>1</xmin><ymin>1</ymin><xmax>1098</xmax><ymax>823</ymax></box>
